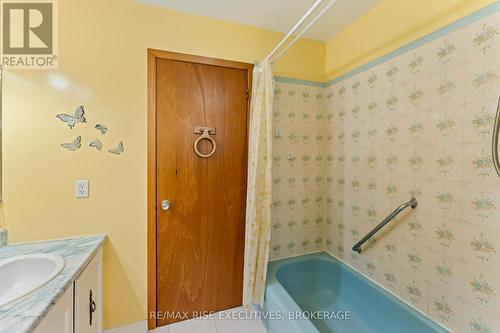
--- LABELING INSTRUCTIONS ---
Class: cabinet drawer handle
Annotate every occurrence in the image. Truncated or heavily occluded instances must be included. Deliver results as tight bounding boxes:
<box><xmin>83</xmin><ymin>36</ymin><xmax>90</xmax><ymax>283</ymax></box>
<box><xmin>89</xmin><ymin>289</ymin><xmax>97</xmax><ymax>326</ymax></box>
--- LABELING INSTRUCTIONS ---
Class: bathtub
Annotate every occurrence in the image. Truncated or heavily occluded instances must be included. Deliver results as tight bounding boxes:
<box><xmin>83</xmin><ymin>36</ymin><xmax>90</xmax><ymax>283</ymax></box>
<box><xmin>262</xmin><ymin>252</ymin><xmax>449</xmax><ymax>333</ymax></box>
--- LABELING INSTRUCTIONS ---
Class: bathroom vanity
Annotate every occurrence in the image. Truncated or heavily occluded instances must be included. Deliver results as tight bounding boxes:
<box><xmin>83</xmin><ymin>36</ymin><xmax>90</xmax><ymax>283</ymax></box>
<box><xmin>34</xmin><ymin>249</ymin><xmax>102</xmax><ymax>333</ymax></box>
<box><xmin>0</xmin><ymin>235</ymin><xmax>106</xmax><ymax>333</ymax></box>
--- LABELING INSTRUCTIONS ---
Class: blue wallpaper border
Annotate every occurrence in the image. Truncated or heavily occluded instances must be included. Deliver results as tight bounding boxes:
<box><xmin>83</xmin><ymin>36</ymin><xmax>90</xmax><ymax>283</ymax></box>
<box><xmin>275</xmin><ymin>1</ymin><xmax>500</xmax><ymax>88</ymax></box>
<box><xmin>273</xmin><ymin>76</ymin><xmax>326</xmax><ymax>88</ymax></box>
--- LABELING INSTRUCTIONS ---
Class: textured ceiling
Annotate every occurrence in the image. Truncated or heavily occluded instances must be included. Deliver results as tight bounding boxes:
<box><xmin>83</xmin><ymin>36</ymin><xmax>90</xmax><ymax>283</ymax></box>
<box><xmin>135</xmin><ymin>0</ymin><xmax>382</xmax><ymax>41</ymax></box>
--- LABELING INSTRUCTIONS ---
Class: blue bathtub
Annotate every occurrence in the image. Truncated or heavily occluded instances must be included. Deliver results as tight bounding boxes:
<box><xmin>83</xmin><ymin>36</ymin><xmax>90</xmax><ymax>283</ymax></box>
<box><xmin>262</xmin><ymin>252</ymin><xmax>449</xmax><ymax>333</ymax></box>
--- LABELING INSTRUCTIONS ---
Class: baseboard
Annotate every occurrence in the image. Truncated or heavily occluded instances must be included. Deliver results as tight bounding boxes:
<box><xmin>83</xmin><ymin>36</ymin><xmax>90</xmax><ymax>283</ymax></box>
<box><xmin>103</xmin><ymin>321</ymin><xmax>148</xmax><ymax>333</ymax></box>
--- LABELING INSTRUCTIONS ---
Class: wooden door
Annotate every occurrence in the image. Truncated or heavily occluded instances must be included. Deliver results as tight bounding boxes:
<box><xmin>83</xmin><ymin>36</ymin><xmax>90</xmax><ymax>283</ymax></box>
<box><xmin>152</xmin><ymin>51</ymin><xmax>251</xmax><ymax>328</ymax></box>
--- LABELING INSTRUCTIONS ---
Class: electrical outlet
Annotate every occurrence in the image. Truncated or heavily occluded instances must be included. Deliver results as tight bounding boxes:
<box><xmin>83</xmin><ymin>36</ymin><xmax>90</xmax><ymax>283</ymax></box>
<box><xmin>75</xmin><ymin>180</ymin><xmax>89</xmax><ymax>198</ymax></box>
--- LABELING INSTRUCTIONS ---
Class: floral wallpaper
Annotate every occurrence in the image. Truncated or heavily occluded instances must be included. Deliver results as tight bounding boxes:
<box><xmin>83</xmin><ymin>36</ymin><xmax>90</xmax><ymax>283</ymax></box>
<box><xmin>270</xmin><ymin>9</ymin><xmax>500</xmax><ymax>333</ymax></box>
<box><xmin>270</xmin><ymin>82</ymin><xmax>326</xmax><ymax>261</ymax></box>
<box><xmin>325</xmin><ymin>11</ymin><xmax>500</xmax><ymax>333</ymax></box>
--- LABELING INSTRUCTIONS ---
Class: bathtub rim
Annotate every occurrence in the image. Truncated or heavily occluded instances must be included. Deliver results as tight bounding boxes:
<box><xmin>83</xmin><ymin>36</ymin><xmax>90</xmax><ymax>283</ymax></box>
<box><xmin>266</xmin><ymin>251</ymin><xmax>451</xmax><ymax>333</ymax></box>
<box><xmin>264</xmin><ymin>255</ymin><xmax>321</xmax><ymax>333</ymax></box>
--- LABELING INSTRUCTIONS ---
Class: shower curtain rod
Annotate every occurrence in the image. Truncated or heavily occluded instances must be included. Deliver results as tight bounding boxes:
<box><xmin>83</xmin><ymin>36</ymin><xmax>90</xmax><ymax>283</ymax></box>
<box><xmin>265</xmin><ymin>0</ymin><xmax>337</xmax><ymax>63</ymax></box>
<box><xmin>272</xmin><ymin>0</ymin><xmax>337</xmax><ymax>64</ymax></box>
<box><xmin>266</xmin><ymin>0</ymin><xmax>324</xmax><ymax>60</ymax></box>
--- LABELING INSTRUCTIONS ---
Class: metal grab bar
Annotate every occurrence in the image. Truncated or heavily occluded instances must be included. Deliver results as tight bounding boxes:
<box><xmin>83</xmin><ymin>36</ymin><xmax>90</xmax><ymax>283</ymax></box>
<box><xmin>352</xmin><ymin>198</ymin><xmax>418</xmax><ymax>253</ymax></box>
<box><xmin>492</xmin><ymin>95</ymin><xmax>500</xmax><ymax>179</ymax></box>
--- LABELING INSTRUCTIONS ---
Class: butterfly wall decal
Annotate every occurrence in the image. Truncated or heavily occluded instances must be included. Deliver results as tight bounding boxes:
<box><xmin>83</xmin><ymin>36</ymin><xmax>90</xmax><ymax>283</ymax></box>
<box><xmin>95</xmin><ymin>124</ymin><xmax>108</xmax><ymax>134</ymax></box>
<box><xmin>89</xmin><ymin>139</ymin><xmax>103</xmax><ymax>151</ymax></box>
<box><xmin>108</xmin><ymin>141</ymin><xmax>124</xmax><ymax>155</ymax></box>
<box><xmin>56</xmin><ymin>106</ymin><xmax>86</xmax><ymax>129</ymax></box>
<box><xmin>61</xmin><ymin>136</ymin><xmax>82</xmax><ymax>151</ymax></box>
<box><xmin>56</xmin><ymin>105</ymin><xmax>125</xmax><ymax>156</ymax></box>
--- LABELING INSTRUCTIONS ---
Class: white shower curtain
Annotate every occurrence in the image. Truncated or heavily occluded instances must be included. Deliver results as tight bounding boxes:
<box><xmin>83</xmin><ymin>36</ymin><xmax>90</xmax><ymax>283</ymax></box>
<box><xmin>243</xmin><ymin>59</ymin><xmax>273</xmax><ymax>308</ymax></box>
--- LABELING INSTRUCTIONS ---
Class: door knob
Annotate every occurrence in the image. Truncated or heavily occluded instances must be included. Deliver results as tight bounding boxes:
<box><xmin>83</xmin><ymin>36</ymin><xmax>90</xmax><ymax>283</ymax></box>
<box><xmin>161</xmin><ymin>200</ymin><xmax>171</xmax><ymax>211</ymax></box>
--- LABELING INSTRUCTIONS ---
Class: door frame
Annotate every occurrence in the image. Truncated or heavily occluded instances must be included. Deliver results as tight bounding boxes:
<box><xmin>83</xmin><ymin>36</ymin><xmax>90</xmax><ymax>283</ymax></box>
<box><xmin>147</xmin><ymin>49</ymin><xmax>253</xmax><ymax>330</ymax></box>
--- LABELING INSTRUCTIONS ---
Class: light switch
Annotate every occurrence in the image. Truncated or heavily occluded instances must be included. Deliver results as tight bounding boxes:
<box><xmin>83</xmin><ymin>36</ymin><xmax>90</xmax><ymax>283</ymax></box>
<box><xmin>287</xmin><ymin>150</ymin><xmax>295</xmax><ymax>161</ymax></box>
<box><xmin>76</xmin><ymin>180</ymin><xmax>89</xmax><ymax>198</ymax></box>
<box><xmin>274</xmin><ymin>127</ymin><xmax>283</xmax><ymax>137</ymax></box>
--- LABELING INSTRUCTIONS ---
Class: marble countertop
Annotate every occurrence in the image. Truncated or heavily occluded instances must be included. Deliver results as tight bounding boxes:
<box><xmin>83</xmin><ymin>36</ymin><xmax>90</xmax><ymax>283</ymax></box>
<box><xmin>0</xmin><ymin>235</ymin><xmax>107</xmax><ymax>333</ymax></box>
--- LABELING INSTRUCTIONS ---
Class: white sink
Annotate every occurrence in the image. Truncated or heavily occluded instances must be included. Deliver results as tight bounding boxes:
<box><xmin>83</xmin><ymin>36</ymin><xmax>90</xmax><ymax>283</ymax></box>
<box><xmin>0</xmin><ymin>254</ymin><xmax>66</xmax><ymax>307</ymax></box>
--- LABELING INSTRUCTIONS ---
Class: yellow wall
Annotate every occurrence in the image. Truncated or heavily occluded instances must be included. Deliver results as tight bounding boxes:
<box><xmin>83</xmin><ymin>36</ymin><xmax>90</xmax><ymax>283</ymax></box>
<box><xmin>1</xmin><ymin>0</ymin><xmax>497</xmax><ymax>330</ymax></box>
<box><xmin>0</xmin><ymin>0</ymin><xmax>323</xmax><ymax>329</ymax></box>
<box><xmin>325</xmin><ymin>0</ymin><xmax>497</xmax><ymax>80</ymax></box>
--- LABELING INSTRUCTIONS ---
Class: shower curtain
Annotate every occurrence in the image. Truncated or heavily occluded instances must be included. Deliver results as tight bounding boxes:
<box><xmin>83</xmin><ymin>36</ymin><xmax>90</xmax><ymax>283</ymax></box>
<box><xmin>243</xmin><ymin>59</ymin><xmax>273</xmax><ymax>308</ymax></box>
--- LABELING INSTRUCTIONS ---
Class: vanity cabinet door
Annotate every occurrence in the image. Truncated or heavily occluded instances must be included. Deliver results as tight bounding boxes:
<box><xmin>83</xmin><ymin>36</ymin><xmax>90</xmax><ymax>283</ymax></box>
<box><xmin>34</xmin><ymin>286</ymin><xmax>73</xmax><ymax>333</ymax></box>
<box><xmin>75</xmin><ymin>250</ymin><xmax>103</xmax><ymax>333</ymax></box>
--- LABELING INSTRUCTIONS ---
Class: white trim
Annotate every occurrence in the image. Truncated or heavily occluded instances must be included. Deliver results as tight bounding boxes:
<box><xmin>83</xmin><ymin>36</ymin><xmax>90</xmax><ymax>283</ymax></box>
<box><xmin>104</xmin><ymin>321</ymin><xmax>147</xmax><ymax>333</ymax></box>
